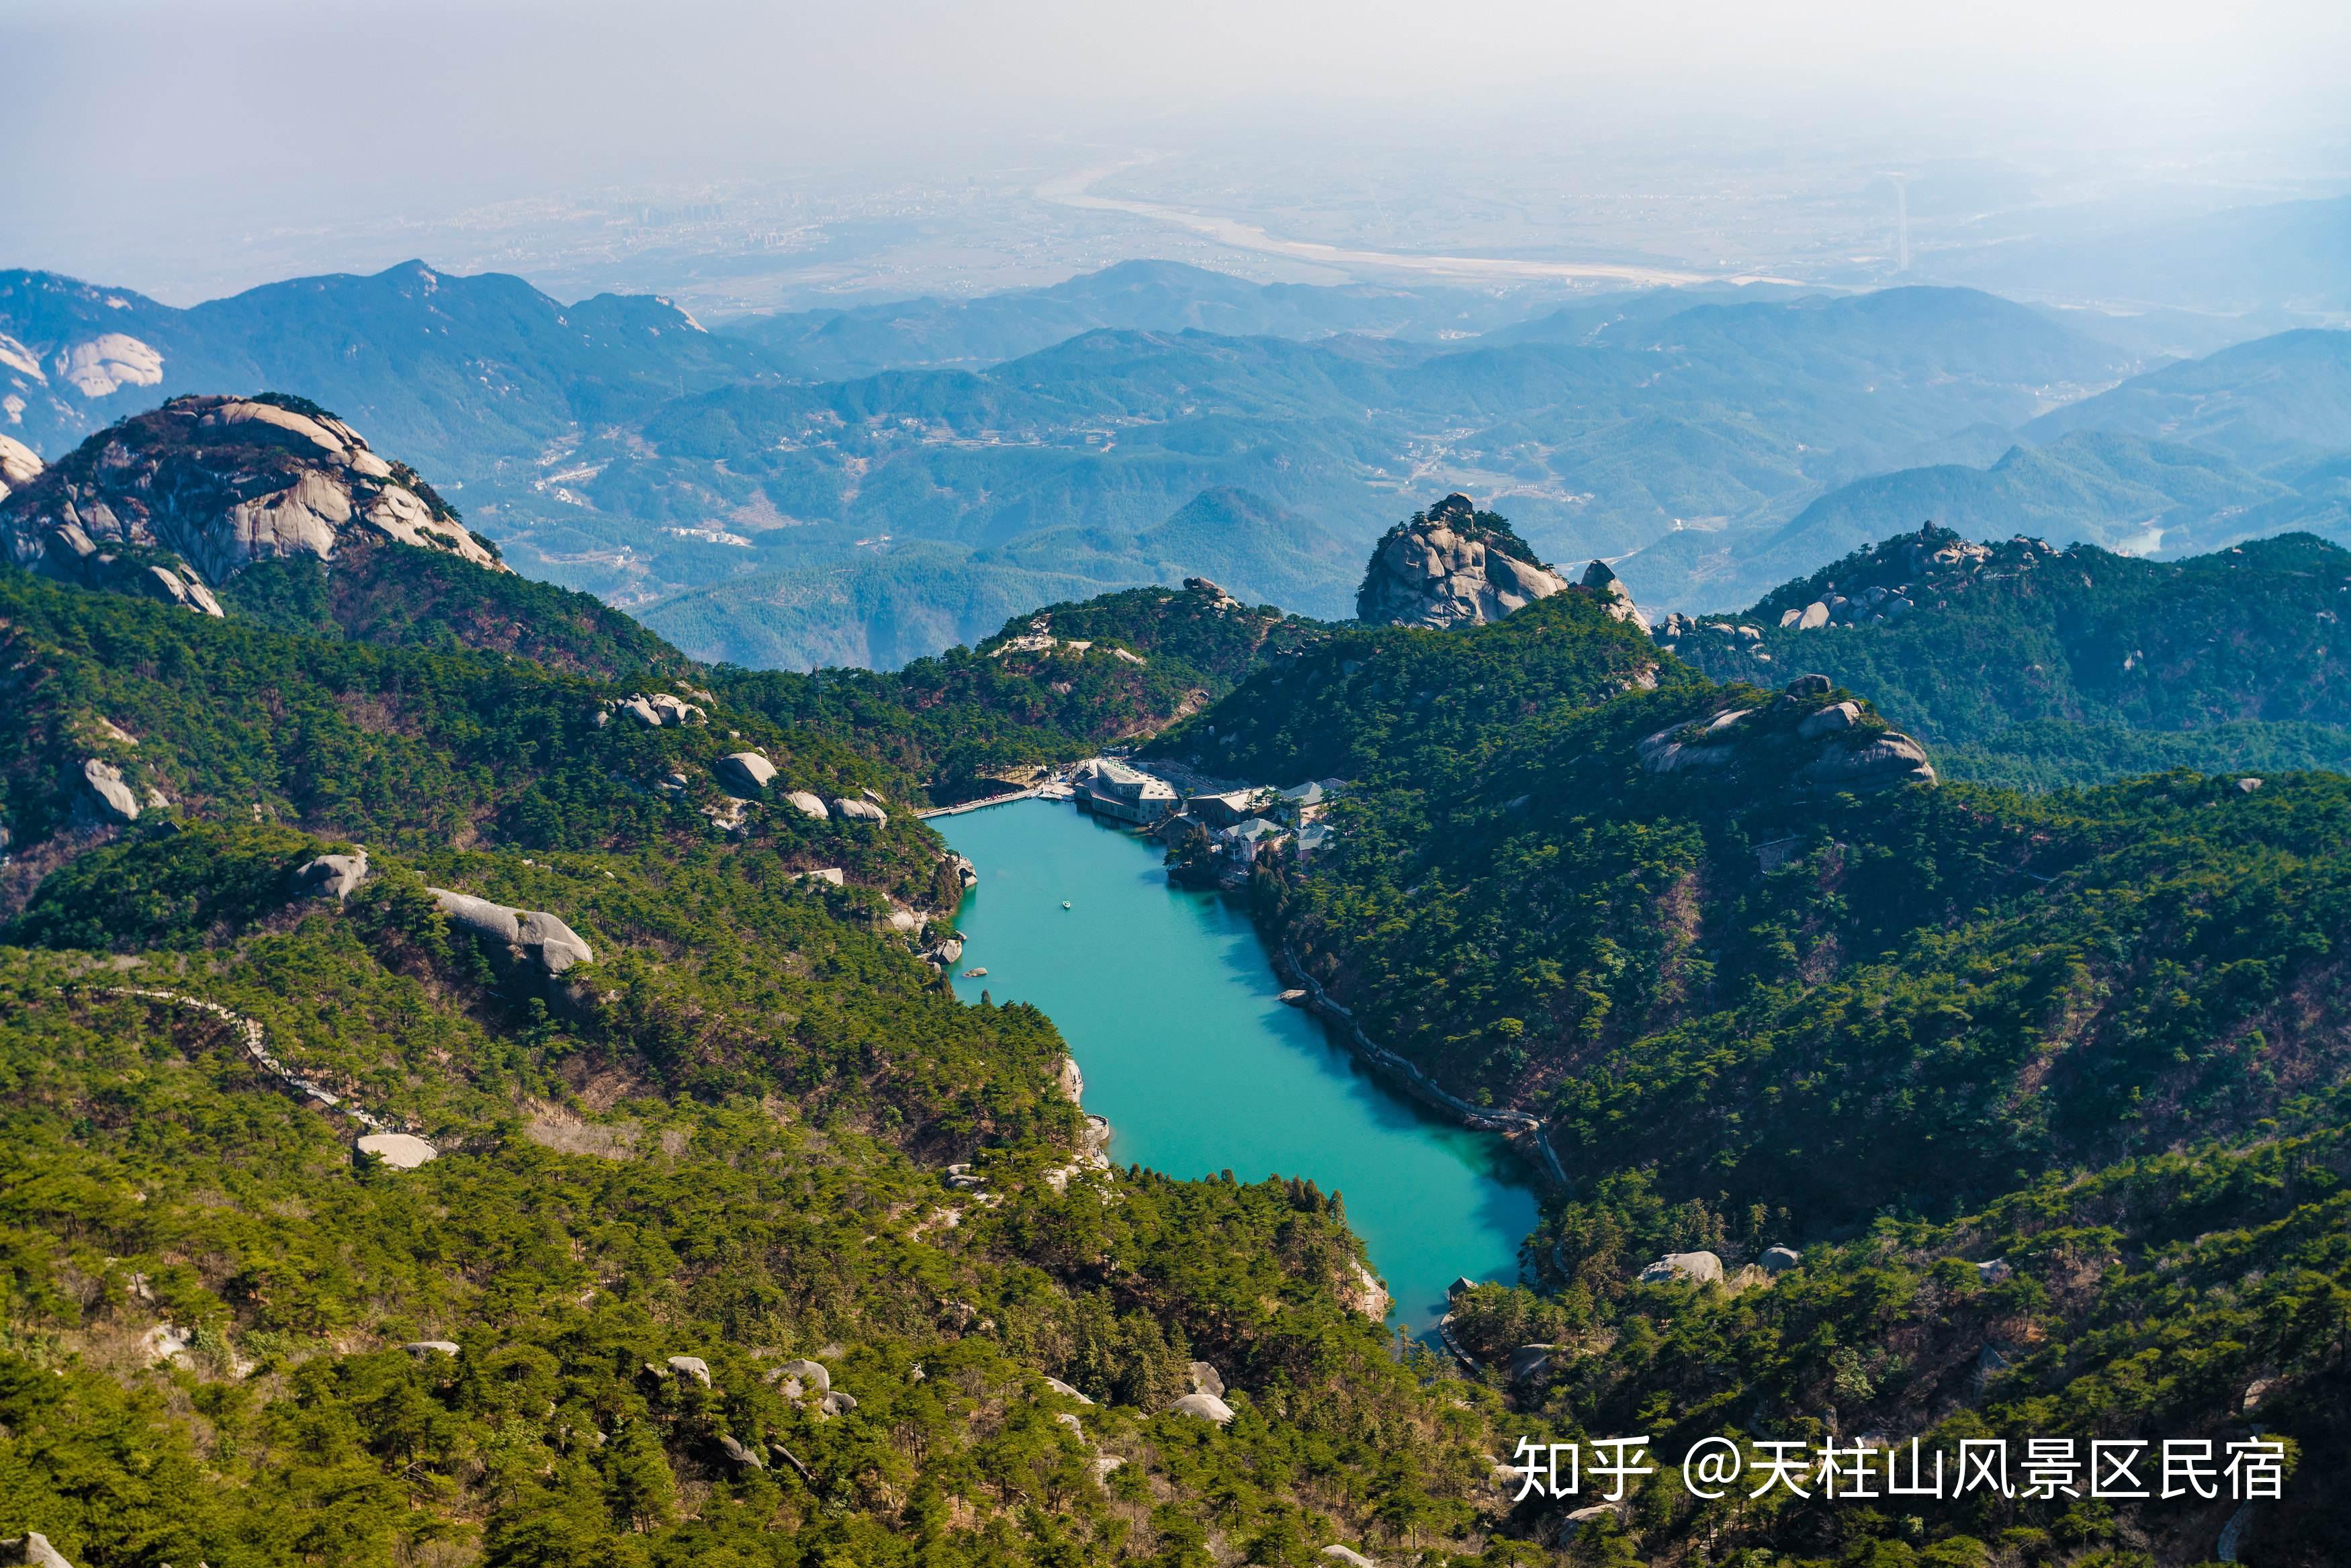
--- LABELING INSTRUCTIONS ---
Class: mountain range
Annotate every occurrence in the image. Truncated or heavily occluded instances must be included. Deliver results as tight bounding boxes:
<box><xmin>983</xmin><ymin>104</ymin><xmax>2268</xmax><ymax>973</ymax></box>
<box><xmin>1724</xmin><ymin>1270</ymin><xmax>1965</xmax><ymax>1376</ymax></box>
<box><xmin>7</xmin><ymin>253</ymin><xmax>2349</xmax><ymax>670</ymax></box>
<box><xmin>713</xmin><ymin>257</ymin><xmax>1578</xmax><ymax>377</ymax></box>
<box><xmin>558</xmin><ymin>283</ymin><xmax>2147</xmax><ymax>659</ymax></box>
<box><xmin>1630</xmin><ymin>328</ymin><xmax>2351</xmax><ymax>610</ymax></box>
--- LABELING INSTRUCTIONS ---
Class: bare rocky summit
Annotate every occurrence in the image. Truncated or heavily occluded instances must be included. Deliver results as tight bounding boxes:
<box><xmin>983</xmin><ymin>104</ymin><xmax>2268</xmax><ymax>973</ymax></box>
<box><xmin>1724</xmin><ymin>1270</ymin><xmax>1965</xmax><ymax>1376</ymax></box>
<box><xmin>1636</xmin><ymin>672</ymin><xmax>1937</xmax><ymax>794</ymax></box>
<box><xmin>0</xmin><ymin>393</ymin><xmax>501</xmax><ymax>614</ymax></box>
<box><xmin>1354</xmin><ymin>494</ymin><xmax>1569</xmax><ymax>630</ymax></box>
<box><xmin>1577</xmin><ymin>557</ymin><xmax>1651</xmax><ymax>633</ymax></box>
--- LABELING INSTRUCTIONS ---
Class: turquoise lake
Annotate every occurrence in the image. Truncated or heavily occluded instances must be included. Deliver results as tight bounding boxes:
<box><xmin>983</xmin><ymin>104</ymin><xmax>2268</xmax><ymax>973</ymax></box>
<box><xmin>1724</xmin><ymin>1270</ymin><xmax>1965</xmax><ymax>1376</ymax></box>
<box><xmin>941</xmin><ymin>800</ymin><xmax>1540</xmax><ymax>1336</ymax></box>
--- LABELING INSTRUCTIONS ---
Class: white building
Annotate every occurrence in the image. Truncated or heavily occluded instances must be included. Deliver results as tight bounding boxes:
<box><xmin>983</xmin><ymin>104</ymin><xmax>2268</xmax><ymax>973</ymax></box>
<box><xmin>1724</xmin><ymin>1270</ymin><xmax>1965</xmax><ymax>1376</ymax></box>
<box><xmin>1073</xmin><ymin>757</ymin><xmax>1179</xmax><ymax>825</ymax></box>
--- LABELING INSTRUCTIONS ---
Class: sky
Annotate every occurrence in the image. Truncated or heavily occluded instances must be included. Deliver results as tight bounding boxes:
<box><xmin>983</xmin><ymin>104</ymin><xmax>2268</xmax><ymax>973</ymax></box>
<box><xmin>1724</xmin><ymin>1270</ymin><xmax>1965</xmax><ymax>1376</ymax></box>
<box><xmin>4</xmin><ymin>0</ymin><xmax>2346</xmax><ymax>301</ymax></box>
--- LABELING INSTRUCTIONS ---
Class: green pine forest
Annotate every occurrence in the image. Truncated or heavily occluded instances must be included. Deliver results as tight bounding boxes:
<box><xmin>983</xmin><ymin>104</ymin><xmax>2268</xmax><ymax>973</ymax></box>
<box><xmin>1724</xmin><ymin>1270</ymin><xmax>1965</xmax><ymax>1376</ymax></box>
<box><xmin>5</xmin><ymin>457</ymin><xmax>2351</xmax><ymax>1566</ymax></box>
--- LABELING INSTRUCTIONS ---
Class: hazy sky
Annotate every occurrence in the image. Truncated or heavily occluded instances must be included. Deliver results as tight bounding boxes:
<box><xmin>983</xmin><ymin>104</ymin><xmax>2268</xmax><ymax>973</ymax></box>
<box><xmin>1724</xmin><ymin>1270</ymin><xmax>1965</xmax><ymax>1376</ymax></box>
<box><xmin>5</xmin><ymin>0</ymin><xmax>2346</xmax><ymax>298</ymax></box>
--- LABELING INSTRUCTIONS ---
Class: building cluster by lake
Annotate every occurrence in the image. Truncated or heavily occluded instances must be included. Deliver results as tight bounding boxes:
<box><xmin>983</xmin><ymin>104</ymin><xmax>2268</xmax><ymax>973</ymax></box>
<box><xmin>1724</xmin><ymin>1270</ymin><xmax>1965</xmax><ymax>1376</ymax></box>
<box><xmin>1069</xmin><ymin>757</ymin><xmax>1343</xmax><ymax>888</ymax></box>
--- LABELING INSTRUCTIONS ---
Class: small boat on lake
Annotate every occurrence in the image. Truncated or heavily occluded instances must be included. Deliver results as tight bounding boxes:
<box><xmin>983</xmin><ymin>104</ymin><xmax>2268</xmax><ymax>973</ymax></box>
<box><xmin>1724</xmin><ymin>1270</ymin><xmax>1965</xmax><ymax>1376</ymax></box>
<box><xmin>1062</xmin><ymin>901</ymin><xmax>1072</xmax><ymax>909</ymax></box>
<box><xmin>962</xmin><ymin>967</ymin><xmax>988</xmax><ymax>978</ymax></box>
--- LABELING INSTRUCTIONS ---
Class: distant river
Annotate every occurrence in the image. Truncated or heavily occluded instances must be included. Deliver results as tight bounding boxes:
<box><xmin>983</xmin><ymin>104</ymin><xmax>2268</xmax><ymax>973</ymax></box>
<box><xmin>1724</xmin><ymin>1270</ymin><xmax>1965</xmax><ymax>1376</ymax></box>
<box><xmin>941</xmin><ymin>800</ymin><xmax>1540</xmax><ymax>1336</ymax></box>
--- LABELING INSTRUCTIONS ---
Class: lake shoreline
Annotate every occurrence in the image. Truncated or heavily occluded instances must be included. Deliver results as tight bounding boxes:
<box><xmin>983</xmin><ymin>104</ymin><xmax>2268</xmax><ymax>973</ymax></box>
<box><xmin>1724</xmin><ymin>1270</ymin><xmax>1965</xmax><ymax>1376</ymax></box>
<box><xmin>939</xmin><ymin>798</ymin><xmax>1539</xmax><ymax>1335</ymax></box>
<box><xmin>1268</xmin><ymin>937</ymin><xmax>1570</xmax><ymax>1189</ymax></box>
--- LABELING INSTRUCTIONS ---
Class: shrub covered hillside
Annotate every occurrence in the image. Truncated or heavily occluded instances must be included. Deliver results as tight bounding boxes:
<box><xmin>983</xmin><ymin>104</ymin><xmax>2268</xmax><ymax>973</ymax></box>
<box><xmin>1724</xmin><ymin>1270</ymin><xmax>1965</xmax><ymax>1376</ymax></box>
<box><xmin>1149</xmin><ymin>585</ymin><xmax>2351</xmax><ymax>1563</ymax></box>
<box><xmin>1660</xmin><ymin>526</ymin><xmax>2351</xmax><ymax>788</ymax></box>
<box><xmin>0</xmin><ymin>561</ymin><xmax>1527</xmax><ymax>1568</ymax></box>
<box><xmin>714</xmin><ymin>579</ymin><xmax>1327</xmax><ymax>804</ymax></box>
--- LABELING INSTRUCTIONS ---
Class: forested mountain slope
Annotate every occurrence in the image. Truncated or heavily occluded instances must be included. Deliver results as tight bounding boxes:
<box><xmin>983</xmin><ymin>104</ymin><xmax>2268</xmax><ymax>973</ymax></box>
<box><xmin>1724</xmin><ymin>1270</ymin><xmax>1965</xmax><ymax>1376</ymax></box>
<box><xmin>1145</xmin><ymin>577</ymin><xmax>2351</xmax><ymax>1563</ymax></box>
<box><xmin>1693</xmin><ymin>432</ymin><xmax>2319</xmax><ymax>596</ymax></box>
<box><xmin>611</xmin><ymin>288</ymin><xmax>2122</xmax><ymax>563</ymax></box>
<box><xmin>1660</xmin><ymin>524</ymin><xmax>2351</xmax><ymax>786</ymax></box>
<box><xmin>0</xmin><ymin>553</ymin><xmax>1505</xmax><ymax>1565</ymax></box>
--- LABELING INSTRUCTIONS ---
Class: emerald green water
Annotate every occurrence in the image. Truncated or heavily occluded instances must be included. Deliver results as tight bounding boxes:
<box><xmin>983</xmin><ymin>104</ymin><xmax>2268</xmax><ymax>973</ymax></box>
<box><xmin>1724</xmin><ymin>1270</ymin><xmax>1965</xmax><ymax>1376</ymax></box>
<box><xmin>942</xmin><ymin>800</ymin><xmax>1539</xmax><ymax>1335</ymax></box>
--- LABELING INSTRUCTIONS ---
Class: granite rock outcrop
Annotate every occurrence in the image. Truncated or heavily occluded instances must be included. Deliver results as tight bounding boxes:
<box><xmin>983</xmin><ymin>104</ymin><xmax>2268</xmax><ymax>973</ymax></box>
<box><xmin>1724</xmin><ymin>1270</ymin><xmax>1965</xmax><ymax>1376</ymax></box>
<box><xmin>428</xmin><ymin>888</ymin><xmax>595</xmax><ymax>974</ymax></box>
<box><xmin>0</xmin><ymin>432</ymin><xmax>42</xmax><ymax>500</ymax></box>
<box><xmin>1635</xmin><ymin>676</ymin><xmax>1938</xmax><ymax>794</ymax></box>
<box><xmin>1355</xmin><ymin>494</ymin><xmax>1568</xmax><ymax>630</ymax></box>
<box><xmin>0</xmin><ymin>394</ymin><xmax>500</xmax><ymax>613</ymax></box>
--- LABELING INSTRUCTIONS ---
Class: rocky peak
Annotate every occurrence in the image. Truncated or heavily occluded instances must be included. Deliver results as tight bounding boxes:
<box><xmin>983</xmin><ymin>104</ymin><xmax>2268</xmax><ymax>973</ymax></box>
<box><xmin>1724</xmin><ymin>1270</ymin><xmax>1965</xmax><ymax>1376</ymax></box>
<box><xmin>0</xmin><ymin>394</ymin><xmax>503</xmax><ymax>616</ymax></box>
<box><xmin>1354</xmin><ymin>494</ymin><xmax>1569</xmax><ymax>630</ymax></box>
<box><xmin>1183</xmin><ymin>575</ymin><xmax>1242</xmax><ymax>611</ymax></box>
<box><xmin>1635</xmin><ymin>673</ymin><xmax>1937</xmax><ymax>794</ymax></box>
<box><xmin>1754</xmin><ymin>521</ymin><xmax>2070</xmax><ymax>633</ymax></box>
<box><xmin>1579</xmin><ymin>557</ymin><xmax>1651</xmax><ymax>633</ymax></box>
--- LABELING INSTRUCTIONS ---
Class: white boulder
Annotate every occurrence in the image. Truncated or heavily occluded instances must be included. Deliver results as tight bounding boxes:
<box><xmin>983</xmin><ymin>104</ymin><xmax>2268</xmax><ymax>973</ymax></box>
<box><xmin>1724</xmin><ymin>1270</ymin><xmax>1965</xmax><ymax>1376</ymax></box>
<box><xmin>1167</xmin><ymin>1392</ymin><xmax>1235</xmax><ymax>1424</ymax></box>
<box><xmin>1797</xmin><ymin>700</ymin><xmax>1861</xmax><ymax>739</ymax></box>
<box><xmin>428</xmin><ymin>888</ymin><xmax>594</xmax><ymax>974</ymax></box>
<box><xmin>81</xmin><ymin>757</ymin><xmax>141</xmax><ymax>821</ymax></box>
<box><xmin>778</xmin><ymin>1357</ymin><xmax>832</xmax><ymax>1394</ymax></box>
<box><xmin>1638</xmin><ymin>1250</ymin><xmax>1724</xmax><ymax>1286</ymax></box>
<box><xmin>0</xmin><ymin>432</ymin><xmax>41</xmax><ymax>499</ymax></box>
<box><xmin>1799</xmin><ymin>733</ymin><xmax>1937</xmax><ymax>794</ymax></box>
<box><xmin>517</xmin><ymin>910</ymin><xmax>594</xmax><ymax>974</ymax></box>
<box><xmin>0</xmin><ymin>1531</ymin><xmax>76</xmax><ymax>1568</ymax></box>
<box><xmin>1562</xmin><ymin>1502</ymin><xmax>1628</xmax><ymax>1538</ymax></box>
<box><xmin>219</xmin><ymin>470</ymin><xmax>353</xmax><ymax>570</ymax></box>
<box><xmin>357</xmin><ymin>1133</ymin><xmax>439</xmax><ymax>1170</ymax></box>
<box><xmin>140</xmin><ymin>1322</ymin><xmax>195</xmax><ymax>1367</ymax></box>
<box><xmin>429</xmin><ymin>889</ymin><xmax>521</xmax><ymax>944</ymax></box>
<box><xmin>58</xmin><ymin>332</ymin><xmax>165</xmax><ymax>397</ymax></box>
<box><xmin>218</xmin><ymin>399</ymin><xmax>350</xmax><ymax>456</ymax></box>
<box><xmin>295</xmin><ymin>851</ymin><xmax>370</xmax><ymax>900</ymax></box>
<box><xmin>363</xmin><ymin>483</ymin><xmax>497</xmax><ymax>567</ymax></box>
<box><xmin>717</xmin><ymin>751</ymin><xmax>778</xmax><ymax>792</ymax></box>
<box><xmin>1579</xmin><ymin>559</ymin><xmax>1650</xmax><ymax>631</ymax></box>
